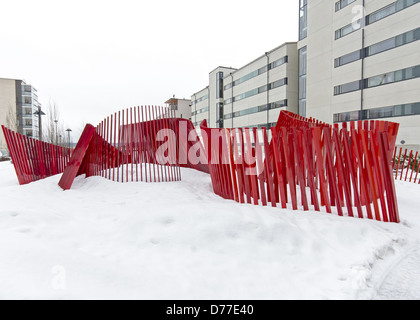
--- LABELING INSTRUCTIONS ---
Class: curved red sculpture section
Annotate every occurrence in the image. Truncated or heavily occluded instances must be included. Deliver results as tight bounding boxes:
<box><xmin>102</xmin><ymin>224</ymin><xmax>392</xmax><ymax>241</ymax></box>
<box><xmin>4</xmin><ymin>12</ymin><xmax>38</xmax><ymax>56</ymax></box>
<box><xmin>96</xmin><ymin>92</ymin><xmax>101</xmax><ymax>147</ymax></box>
<box><xmin>1</xmin><ymin>125</ymin><xmax>72</xmax><ymax>185</ymax></box>
<box><xmin>58</xmin><ymin>106</ymin><xmax>209</xmax><ymax>190</ymax></box>
<box><xmin>200</xmin><ymin>111</ymin><xmax>400</xmax><ymax>223</ymax></box>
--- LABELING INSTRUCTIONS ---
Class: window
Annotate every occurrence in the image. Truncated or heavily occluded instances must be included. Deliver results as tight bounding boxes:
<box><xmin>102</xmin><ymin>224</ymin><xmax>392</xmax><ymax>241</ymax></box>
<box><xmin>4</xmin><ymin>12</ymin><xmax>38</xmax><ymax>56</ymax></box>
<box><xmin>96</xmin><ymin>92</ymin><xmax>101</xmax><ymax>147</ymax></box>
<box><xmin>334</xmin><ymin>102</ymin><xmax>420</xmax><ymax>122</ymax></box>
<box><xmin>299</xmin><ymin>0</ymin><xmax>308</xmax><ymax>40</ymax></box>
<box><xmin>366</xmin><ymin>65</ymin><xmax>420</xmax><ymax>88</ymax></box>
<box><xmin>335</xmin><ymin>27</ymin><xmax>420</xmax><ymax>67</ymax></box>
<box><xmin>224</xmin><ymin>56</ymin><xmax>288</xmax><ymax>91</ymax></box>
<box><xmin>334</xmin><ymin>80</ymin><xmax>362</xmax><ymax>95</ymax></box>
<box><xmin>192</xmin><ymin>106</ymin><xmax>209</xmax><ymax>116</ymax></box>
<box><xmin>334</xmin><ymin>65</ymin><xmax>420</xmax><ymax>95</ymax></box>
<box><xmin>224</xmin><ymin>78</ymin><xmax>288</xmax><ymax>104</ymax></box>
<box><xmin>24</xmin><ymin>97</ymin><xmax>32</xmax><ymax>104</ymax></box>
<box><xmin>298</xmin><ymin>47</ymin><xmax>307</xmax><ymax>117</ymax></box>
<box><xmin>335</xmin><ymin>20</ymin><xmax>361</xmax><ymax>40</ymax></box>
<box><xmin>335</xmin><ymin>50</ymin><xmax>362</xmax><ymax>67</ymax></box>
<box><xmin>335</xmin><ymin>0</ymin><xmax>357</xmax><ymax>12</ymax></box>
<box><xmin>216</xmin><ymin>72</ymin><xmax>224</xmax><ymax>99</ymax></box>
<box><xmin>193</xmin><ymin>94</ymin><xmax>208</xmax><ymax>105</ymax></box>
<box><xmin>366</xmin><ymin>0</ymin><xmax>420</xmax><ymax>25</ymax></box>
<box><xmin>224</xmin><ymin>100</ymin><xmax>287</xmax><ymax>120</ymax></box>
<box><xmin>269</xmin><ymin>56</ymin><xmax>288</xmax><ymax>69</ymax></box>
<box><xmin>217</xmin><ymin>103</ymin><xmax>224</xmax><ymax>128</ymax></box>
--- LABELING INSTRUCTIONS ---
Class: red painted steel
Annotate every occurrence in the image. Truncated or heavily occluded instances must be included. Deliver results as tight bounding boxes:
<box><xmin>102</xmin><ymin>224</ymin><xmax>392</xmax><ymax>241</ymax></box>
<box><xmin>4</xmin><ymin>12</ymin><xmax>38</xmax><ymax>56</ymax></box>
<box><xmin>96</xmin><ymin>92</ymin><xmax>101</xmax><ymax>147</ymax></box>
<box><xmin>200</xmin><ymin>110</ymin><xmax>400</xmax><ymax>223</ymax></box>
<box><xmin>3</xmin><ymin>107</ymin><xmax>402</xmax><ymax>224</ymax></box>
<box><xmin>392</xmin><ymin>146</ymin><xmax>420</xmax><ymax>184</ymax></box>
<box><xmin>1</xmin><ymin>125</ymin><xmax>72</xmax><ymax>185</ymax></box>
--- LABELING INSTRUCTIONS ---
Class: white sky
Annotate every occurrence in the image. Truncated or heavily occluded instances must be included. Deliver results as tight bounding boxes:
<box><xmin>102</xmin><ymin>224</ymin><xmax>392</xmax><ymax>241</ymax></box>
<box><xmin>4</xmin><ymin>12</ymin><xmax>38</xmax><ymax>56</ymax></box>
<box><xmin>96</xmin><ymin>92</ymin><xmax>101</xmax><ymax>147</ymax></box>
<box><xmin>0</xmin><ymin>0</ymin><xmax>298</xmax><ymax>138</ymax></box>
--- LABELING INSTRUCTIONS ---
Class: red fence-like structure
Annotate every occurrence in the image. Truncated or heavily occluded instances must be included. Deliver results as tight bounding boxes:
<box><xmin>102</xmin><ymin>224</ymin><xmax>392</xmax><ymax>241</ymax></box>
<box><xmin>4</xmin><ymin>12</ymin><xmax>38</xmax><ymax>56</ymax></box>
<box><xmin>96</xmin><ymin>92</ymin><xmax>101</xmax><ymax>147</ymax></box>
<box><xmin>393</xmin><ymin>147</ymin><xmax>420</xmax><ymax>183</ymax></box>
<box><xmin>1</xmin><ymin>108</ymin><xmax>403</xmax><ymax>223</ymax></box>
<box><xmin>1</xmin><ymin>125</ymin><xmax>72</xmax><ymax>185</ymax></box>
<box><xmin>58</xmin><ymin>106</ymin><xmax>208</xmax><ymax>190</ymax></box>
<box><xmin>200</xmin><ymin>111</ymin><xmax>400</xmax><ymax>223</ymax></box>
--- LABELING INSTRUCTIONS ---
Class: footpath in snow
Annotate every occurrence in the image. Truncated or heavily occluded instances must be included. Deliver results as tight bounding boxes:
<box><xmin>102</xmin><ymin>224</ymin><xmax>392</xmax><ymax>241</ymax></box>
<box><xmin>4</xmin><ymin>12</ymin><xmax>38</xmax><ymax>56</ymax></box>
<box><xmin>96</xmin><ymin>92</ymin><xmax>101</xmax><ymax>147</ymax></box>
<box><xmin>0</xmin><ymin>161</ymin><xmax>419</xmax><ymax>300</ymax></box>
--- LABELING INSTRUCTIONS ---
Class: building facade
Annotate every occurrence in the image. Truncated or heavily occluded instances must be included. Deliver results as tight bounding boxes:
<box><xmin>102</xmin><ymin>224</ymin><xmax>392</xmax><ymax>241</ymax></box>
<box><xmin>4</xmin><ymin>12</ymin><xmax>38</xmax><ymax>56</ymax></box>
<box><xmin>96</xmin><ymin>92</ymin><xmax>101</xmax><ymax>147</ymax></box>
<box><xmin>164</xmin><ymin>97</ymin><xmax>192</xmax><ymax>120</ymax></box>
<box><xmin>191</xmin><ymin>42</ymin><xmax>299</xmax><ymax>131</ymax></box>
<box><xmin>0</xmin><ymin>78</ymin><xmax>41</xmax><ymax>154</ymax></box>
<box><xmin>298</xmin><ymin>0</ymin><xmax>420</xmax><ymax>148</ymax></box>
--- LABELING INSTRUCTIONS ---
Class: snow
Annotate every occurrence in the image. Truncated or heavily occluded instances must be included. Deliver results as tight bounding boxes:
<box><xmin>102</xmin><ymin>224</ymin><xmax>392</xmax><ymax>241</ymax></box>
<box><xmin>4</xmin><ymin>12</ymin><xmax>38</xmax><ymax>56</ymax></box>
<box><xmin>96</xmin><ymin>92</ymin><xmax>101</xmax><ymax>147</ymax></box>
<box><xmin>0</xmin><ymin>160</ymin><xmax>420</xmax><ymax>300</ymax></box>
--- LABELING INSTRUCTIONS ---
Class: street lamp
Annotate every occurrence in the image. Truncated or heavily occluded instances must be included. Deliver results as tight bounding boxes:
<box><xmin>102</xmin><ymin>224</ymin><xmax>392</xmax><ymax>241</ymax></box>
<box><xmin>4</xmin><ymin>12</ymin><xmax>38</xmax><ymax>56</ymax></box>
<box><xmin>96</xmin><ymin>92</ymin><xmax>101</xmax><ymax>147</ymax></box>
<box><xmin>54</xmin><ymin>120</ymin><xmax>58</xmax><ymax>145</ymax></box>
<box><xmin>66</xmin><ymin>128</ymin><xmax>72</xmax><ymax>149</ymax></box>
<box><xmin>33</xmin><ymin>107</ymin><xmax>46</xmax><ymax>141</ymax></box>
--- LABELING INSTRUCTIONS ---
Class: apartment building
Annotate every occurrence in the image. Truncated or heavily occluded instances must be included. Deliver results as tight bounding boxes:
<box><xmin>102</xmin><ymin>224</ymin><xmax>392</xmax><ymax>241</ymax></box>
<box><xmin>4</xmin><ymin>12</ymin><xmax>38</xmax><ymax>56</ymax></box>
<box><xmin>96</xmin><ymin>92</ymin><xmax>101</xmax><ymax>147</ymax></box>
<box><xmin>191</xmin><ymin>42</ymin><xmax>298</xmax><ymax>130</ymax></box>
<box><xmin>298</xmin><ymin>0</ymin><xmax>420</xmax><ymax>148</ymax></box>
<box><xmin>165</xmin><ymin>96</ymin><xmax>192</xmax><ymax>120</ymax></box>
<box><xmin>0</xmin><ymin>78</ymin><xmax>41</xmax><ymax>154</ymax></box>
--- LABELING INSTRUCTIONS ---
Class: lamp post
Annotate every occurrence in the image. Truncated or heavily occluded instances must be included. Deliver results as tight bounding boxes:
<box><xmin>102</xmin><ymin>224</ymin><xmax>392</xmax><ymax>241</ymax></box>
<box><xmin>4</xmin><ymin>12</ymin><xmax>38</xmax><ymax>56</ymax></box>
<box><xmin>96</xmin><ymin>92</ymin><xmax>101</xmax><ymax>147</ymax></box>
<box><xmin>54</xmin><ymin>120</ymin><xmax>58</xmax><ymax>145</ymax></box>
<box><xmin>66</xmin><ymin>128</ymin><xmax>72</xmax><ymax>149</ymax></box>
<box><xmin>33</xmin><ymin>107</ymin><xmax>46</xmax><ymax>141</ymax></box>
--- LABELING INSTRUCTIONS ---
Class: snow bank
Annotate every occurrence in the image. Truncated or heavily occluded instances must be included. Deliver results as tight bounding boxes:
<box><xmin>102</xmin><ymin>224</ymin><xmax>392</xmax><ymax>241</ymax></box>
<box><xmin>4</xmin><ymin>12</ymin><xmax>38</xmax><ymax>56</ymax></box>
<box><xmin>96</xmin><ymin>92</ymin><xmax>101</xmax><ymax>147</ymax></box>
<box><xmin>0</xmin><ymin>161</ymin><xmax>419</xmax><ymax>299</ymax></box>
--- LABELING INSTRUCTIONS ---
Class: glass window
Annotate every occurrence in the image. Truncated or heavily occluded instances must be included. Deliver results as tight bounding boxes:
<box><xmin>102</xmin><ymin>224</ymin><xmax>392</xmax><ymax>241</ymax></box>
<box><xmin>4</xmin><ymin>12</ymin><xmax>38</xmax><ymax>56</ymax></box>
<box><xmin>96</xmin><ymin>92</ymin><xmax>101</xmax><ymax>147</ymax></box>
<box><xmin>367</xmin><ymin>3</ymin><xmax>396</xmax><ymax>24</ymax></box>
<box><xmin>335</xmin><ymin>50</ymin><xmax>362</xmax><ymax>67</ymax></box>
<box><xmin>366</xmin><ymin>0</ymin><xmax>420</xmax><ymax>25</ymax></box>
<box><xmin>335</xmin><ymin>0</ymin><xmax>357</xmax><ymax>11</ymax></box>
<box><xmin>336</xmin><ymin>20</ymin><xmax>361</xmax><ymax>39</ymax></box>
<box><xmin>299</xmin><ymin>100</ymin><xmax>306</xmax><ymax>118</ymax></box>
<box><xmin>368</xmin><ymin>38</ymin><xmax>396</xmax><ymax>55</ymax></box>
<box><xmin>299</xmin><ymin>0</ymin><xmax>308</xmax><ymax>40</ymax></box>
<box><xmin>298</xmin><ymin>46</ymin><xmax>307</xmax><ymax>117</ymax></box>
<box><xmin>334</xmin><ymin>80</ymin><xmax>361</xmax><ymax>95</ymax></box>
<box><xmin>368</xmin><ymin>73</ymin><xmax>392</xmax><ymax>87</ymax></box>
<box><xmin>216</xmin><ymin>72</ymin><xmax>224</xmax><ymax>99</ymax></box>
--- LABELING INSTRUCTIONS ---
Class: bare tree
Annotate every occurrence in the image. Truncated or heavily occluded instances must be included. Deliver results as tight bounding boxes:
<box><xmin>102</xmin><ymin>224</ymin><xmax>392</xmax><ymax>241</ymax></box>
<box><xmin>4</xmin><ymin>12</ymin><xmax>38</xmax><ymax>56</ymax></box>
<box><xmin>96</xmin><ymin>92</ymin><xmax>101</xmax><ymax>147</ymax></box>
<box><xmin>43</xmin><ymin>100</ymin><xmax>67</xmax><ymax>146</ymax></box>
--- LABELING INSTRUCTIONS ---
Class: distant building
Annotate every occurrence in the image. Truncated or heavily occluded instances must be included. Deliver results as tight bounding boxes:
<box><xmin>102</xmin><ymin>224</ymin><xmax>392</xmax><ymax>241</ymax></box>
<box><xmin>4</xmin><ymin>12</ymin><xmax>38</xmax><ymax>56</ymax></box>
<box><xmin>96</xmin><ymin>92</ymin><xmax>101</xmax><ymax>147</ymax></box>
<box><xmin>165</xmin><ymin>96</ymin><xmax>192</xmax><ymax>120</ymax></box>
<box><xmin>191</xmin><ymin>43</ymin><xmax>299</xmax><ymax>131</ymax></box>
<box><xmin>0</xmin><ymin>78</ymin><xmax>41</xmax><ymax>154</ymax></box>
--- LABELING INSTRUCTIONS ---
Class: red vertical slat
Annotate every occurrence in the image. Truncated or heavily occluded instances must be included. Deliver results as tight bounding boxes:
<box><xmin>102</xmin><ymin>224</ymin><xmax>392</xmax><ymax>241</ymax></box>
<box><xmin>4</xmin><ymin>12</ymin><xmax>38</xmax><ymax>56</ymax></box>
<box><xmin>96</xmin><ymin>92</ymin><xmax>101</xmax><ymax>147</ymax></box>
<box><xmin>253</xmin><ymin>127</ymin><xmax>267</xmax><ymax>206</ymax></box>
<box><xmin>312</xmin><ymin>127</ymin><xmax>331</xmax><ymax>213</ymax></box>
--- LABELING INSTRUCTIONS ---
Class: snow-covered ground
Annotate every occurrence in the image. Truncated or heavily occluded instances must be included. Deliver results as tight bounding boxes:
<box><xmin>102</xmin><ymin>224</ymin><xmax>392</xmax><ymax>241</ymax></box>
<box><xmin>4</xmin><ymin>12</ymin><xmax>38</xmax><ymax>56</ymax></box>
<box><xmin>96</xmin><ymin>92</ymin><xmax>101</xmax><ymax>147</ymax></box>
<box><xmin>0</xmin><ymin>160</ymin><xmax>419</xmax><ymax>300</ymax></box>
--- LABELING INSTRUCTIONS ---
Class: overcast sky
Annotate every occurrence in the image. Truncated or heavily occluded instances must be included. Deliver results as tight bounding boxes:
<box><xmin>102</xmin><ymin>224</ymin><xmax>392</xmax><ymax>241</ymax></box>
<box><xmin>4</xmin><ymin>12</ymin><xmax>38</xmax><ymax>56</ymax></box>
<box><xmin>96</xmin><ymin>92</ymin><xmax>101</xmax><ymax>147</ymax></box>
<box><xmin>0</xmin><ymin>0</ymin><xmax>298</xmax><ymax>139</ymax></box>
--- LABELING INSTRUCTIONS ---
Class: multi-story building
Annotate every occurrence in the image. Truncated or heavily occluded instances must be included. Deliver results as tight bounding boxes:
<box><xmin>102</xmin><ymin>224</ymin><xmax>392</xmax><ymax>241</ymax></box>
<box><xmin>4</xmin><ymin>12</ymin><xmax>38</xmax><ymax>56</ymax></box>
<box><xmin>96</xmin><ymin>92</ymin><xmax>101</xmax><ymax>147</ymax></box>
<box><xmin>191</xmin><ymin>42</ymin><xmax>298</xmax><ymax>131</ymax></box>
<box><xmin>164</xmin><ymin>96</ymin><xmax>192</xmax><ymax>120</ymax></box>
<box><xmin>0</xmin><ymin>78</ymin><xmax>41</xmax><ymax>154</ymax></box>
<box><xmin>298</xmin><ymin>0</ymin><xmax>420</xmax><ymax>148</ymax></box>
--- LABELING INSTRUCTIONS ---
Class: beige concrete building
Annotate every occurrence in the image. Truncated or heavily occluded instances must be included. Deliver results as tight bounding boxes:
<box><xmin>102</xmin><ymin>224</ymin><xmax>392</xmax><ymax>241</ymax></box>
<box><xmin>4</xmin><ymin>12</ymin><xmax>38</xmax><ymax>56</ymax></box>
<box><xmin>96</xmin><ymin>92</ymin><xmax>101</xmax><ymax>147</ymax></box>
<box><xmin>0</xmin><ymin>78</ymin><xmax>41</xmax><ymax>154</ymax></box>
<box><xmin>191</xmin><ymin>43</ymin><xmax>298</xmax><ymax>131</ymax></box>
<box><xmin>165</xmin><ymin>96</ymin><xmax>192</xmax><ymax>120</ymax></box>
<box><xmin>298</xmin><ymin>0</ymin><xmax>420</xmax><ymax>148</ymax></box>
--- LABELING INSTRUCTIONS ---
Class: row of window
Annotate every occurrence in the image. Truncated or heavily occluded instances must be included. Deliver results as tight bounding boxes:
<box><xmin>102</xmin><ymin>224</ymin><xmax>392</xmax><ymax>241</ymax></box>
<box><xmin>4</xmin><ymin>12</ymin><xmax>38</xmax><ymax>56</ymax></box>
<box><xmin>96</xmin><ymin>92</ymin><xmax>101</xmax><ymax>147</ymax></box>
<box><xmin>367</xmin><ymin>0</ymin><xmax>419</xmax><ymax>25</ymax></box>
<box><xmin>334</xmin><ymin>65</ymin><xmax>420</xmax><ymax>95</ymax></box>
<box><xmin>335</xmin><ymin>0</ymin><xmax>419</xmax><ymax>40</ymax></box>
<box><xmin>224</xmin><ymin>78</ymin><xmax>288</xmax><ymax>105</ymax></box>
<box><xmin>191</xmin><ymin>106</ymin><xmax>209</xmax><ymax>117</ymax></box>
<box><xmin>224</xmin><ymin>56</ymin><xmax>288</xmax><ymax>91</ymax></box>
<box><xmin>335</xmin><ymin>27</ymin><xmax>420</xmax><ymax>68</ymax></box>
<box><xmin>224</xmin><ymin>100</ymin><xmax>288</xmax><ymax>120</ymax></box>
<box><xmin>192</xmin><ymin>94</ymin><xmax>209</xmax><ymax>105</ymax></box>
<box><xmin>334</xmin><ymin>102</ymin><xmax>420</xmax><ymax>122</ymax></box>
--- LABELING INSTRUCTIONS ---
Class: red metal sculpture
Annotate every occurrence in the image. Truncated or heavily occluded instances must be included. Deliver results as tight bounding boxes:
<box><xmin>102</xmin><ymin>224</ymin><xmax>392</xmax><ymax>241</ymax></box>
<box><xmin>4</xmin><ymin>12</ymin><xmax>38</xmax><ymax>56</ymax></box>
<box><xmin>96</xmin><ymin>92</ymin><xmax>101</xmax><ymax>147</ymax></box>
<box><xmin>1</xmin><ymin>107</ymin><xmax>402</xmax><ymax>223</ymax></box>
